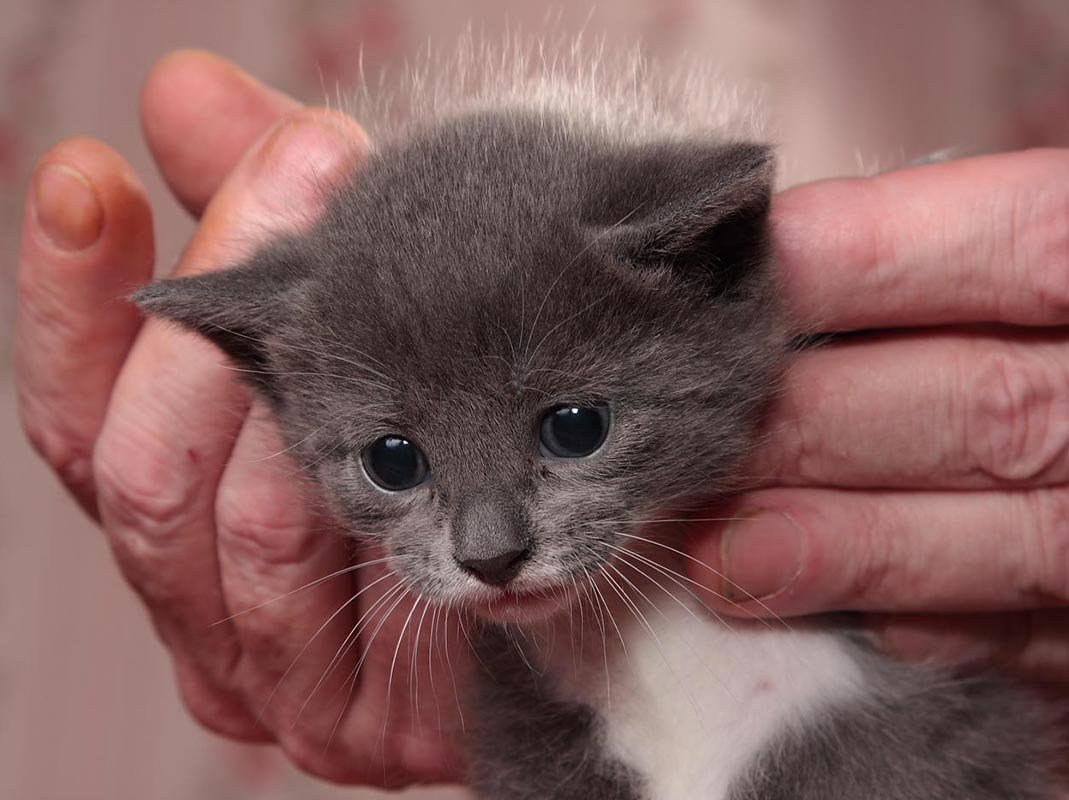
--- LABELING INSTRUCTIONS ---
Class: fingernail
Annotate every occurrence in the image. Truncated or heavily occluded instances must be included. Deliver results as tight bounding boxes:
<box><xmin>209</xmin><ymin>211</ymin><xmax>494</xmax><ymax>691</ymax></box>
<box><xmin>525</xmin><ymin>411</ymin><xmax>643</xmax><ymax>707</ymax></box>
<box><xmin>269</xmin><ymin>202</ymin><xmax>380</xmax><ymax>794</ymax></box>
<box><xmin>32</xmin><ymin>164</ymin><xmax>104</xmax><ymax>251</ymax></box>
<box><xmin>880</xmin><ymin>627</ymin><xmax>996</xmax><ymax>667</ymax></box>
<box><xmin>875</xmin><ymin>616</ymin><xmax>1024</xmax><ymax>672</ymax></box>
<box><xmin>720</xmin><ymin>509</ymin><xmax>804</xmax><ymax>601</ymax></box>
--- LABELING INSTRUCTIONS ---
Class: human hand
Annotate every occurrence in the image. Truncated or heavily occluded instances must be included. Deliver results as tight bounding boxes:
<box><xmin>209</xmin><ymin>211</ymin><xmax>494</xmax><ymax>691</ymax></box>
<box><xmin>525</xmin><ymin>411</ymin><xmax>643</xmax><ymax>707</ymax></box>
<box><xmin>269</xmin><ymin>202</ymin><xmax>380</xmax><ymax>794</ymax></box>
<box><xmin>20</xmin><ymin>47</ymin><xmax>1067</xmax><ymax>791</ymax></box>
<box><xmin>15</xmin><ymin>51</ymin><xmax>465</xmax><ymax>786</ymax></box>
<box><xmin>687</xmin><ymin>148</ymin><xmax>1069</xmax><ymax>689</ymax></box>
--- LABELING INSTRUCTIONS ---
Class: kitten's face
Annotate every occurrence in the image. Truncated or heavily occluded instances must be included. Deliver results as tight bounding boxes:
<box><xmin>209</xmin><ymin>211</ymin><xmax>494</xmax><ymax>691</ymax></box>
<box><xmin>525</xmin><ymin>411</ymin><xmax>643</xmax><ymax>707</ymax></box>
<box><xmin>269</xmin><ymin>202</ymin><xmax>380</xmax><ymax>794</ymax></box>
<box><xmin>136</xmin><ymin>114</ymin><xmax>782</xmax><ymax>623</ymax></box>
<box><xmin>276</xmin><ymin>249</ymin><xmax>774</xmax><ymax>622</ymax></box>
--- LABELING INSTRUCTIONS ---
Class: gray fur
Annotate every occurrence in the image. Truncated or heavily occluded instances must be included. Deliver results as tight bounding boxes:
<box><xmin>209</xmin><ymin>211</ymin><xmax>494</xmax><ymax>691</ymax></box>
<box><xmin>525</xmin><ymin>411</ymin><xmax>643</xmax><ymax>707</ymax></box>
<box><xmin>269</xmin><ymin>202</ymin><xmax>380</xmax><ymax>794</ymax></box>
<box><xmin>135</xmin><ymin>109</ymin><xmax>783</xmax><ymax>606</ymax></box>
<box><xmin>467</xmin><ymin>625</ymin><xmax>644</xmax><ymax>800</ymax></box>
<box><xmin>135</xmin><ymin>103</ymin><xmax>1062</xmax><ymax>798</ymax></box>
<box><xmin>729</xmin><ymin>634</ymin><xmax>1060</xmax><ymax>800</ymax></box>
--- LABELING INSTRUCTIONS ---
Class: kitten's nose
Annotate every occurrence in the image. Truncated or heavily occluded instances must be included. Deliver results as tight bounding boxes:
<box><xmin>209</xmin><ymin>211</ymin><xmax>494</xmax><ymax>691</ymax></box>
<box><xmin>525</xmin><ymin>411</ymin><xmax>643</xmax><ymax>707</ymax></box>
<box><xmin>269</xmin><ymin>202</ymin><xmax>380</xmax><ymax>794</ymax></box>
<box><xmin>458</xmin><ymin>548</ymin><xmax>530</xmax><ymax>586</ymax></box>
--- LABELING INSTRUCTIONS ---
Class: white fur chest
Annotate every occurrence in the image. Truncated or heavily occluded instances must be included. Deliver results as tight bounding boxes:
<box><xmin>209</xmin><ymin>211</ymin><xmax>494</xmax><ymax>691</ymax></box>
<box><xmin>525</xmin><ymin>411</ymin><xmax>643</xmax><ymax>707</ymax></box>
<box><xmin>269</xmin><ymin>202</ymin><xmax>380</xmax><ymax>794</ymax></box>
<box><xmin>546</xmin><ymin>594</ymin><xmax>866</xmax><ymax>800</ymax></box>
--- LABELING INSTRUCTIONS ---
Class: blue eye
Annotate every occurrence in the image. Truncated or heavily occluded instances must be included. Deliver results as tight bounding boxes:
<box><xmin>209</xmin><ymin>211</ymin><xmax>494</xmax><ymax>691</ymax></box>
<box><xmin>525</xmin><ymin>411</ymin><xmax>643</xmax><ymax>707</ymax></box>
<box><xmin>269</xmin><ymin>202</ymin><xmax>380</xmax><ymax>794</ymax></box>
<box><xmin>539</xmin><ymin>405</ymin><xmax>611</xmax><ymax>458</ymax></box>
<box><xmin>362</xmin><ymin>436</ymin><xmax>430</xmax><ymax>491</ymax></box>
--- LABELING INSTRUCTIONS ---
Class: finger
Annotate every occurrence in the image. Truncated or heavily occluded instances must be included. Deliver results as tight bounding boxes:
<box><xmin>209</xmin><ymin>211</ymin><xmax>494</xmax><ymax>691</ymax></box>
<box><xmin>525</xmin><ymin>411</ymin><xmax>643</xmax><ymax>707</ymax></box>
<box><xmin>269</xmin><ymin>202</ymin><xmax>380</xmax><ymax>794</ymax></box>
<box><xmin>15</xmin><ymin>138</ymin><xmax>153</xmax><ymax>515</ymax></box>
<box><xmin>214</xmin><ymin>403</ymin><xmax>369</xmax><ymax>780</ymax></box>
<box><xmin>773</xmin><ymin>147</ymin><xmax>1069</xmax><ymax>330</ymax></box>
<box><xmin>217</xmin><ymin>412</ymin><xmax>457</xmax><ymax>785</ymax></box>
<box><xmin>686</xmin><ymin>486</ymin><xmax>1069</xmax><ymax>616</ymax></box>
<box><xmin>751</xmin><ymin>327</ymin><xmax>1069</xmax><ymax>489</ymax></box>
<box><xmin>334</xmin><ymin>557</ymin><xmax>464</xmax><ymax>785</ymax></box>
<box><xmin>93</xmin><ymin>109</ymin><xmax>368</xmax><ymax>738</ymax></box>
<box><xmin>141</xmin><ymin>49</ymin><xmax>300</xmax><ymax>216</ymax></box>
<box><xmin>869</xmin><ymin>610</ymin><xmax>1069</xmax><ymax>686</ymax></box>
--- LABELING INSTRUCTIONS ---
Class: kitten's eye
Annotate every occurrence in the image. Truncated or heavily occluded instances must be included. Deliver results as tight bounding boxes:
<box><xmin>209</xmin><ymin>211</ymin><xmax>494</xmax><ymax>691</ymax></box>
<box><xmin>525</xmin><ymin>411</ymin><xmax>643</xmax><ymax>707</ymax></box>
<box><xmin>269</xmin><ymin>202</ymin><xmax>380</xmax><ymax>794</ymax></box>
<box><xmin>539</xmin><ymin>405</ymin><xmax>611</xmax><ymax>459</ymax></box>
<box><xmin>361</xmin><ymin>436</ymin><xmax>430</xmax><ymax>491</ymax></box>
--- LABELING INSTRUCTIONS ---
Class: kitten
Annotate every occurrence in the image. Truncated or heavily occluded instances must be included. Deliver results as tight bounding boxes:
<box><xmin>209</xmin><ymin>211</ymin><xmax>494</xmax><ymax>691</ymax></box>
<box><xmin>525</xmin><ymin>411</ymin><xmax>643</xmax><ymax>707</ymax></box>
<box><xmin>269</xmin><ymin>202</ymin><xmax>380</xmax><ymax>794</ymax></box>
<box><xmin>135</xmin><ymin>55</ymin><xmax>1061</xmax><ymax>799</ymax></box>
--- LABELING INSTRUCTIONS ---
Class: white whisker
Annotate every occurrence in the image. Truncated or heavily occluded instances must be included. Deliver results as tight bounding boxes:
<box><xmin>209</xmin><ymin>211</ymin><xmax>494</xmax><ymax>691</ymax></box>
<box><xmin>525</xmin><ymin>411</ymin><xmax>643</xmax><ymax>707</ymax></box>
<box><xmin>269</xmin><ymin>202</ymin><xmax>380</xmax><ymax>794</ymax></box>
<box><xmin>212</xmin><ymin>557</ymin><xmax>389</xmax><ymax>626</ymax></box>
<box><xmin>614</xmin><ymin>531</ymin><xmax>791</xmax><ymax>629</ymax></box>
<box><xmin>409</xmin><ymin>600</ymin><xmax>433</xmax><ymax>737</ymax></box>
<box><xmin>258</xmin><ymin>571</ymin><xmax>393</xmax><ymax>725</ymax></box>
<box><xmin>328</xmin><ymin>584</ymin><xmax>413</xmax><ymax>749</ymax></box>
<box><xmin>381</xmin><ymin>595</ymin><xmax>423</xmax><ymax>747</ymax></box>
<box><xmin>299</xmin><ymin>579</ymin><xmax>405</xmax><ymax>725</ymax></box>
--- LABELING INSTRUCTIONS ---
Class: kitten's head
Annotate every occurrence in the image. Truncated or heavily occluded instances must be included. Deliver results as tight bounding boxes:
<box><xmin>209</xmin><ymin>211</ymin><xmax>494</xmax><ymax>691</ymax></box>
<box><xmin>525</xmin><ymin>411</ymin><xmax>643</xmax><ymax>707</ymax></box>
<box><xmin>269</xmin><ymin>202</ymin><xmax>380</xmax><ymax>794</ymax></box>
<box><xmin>136</xmin><ymin>113</ymin><xmax>784</xmax><ymax>622</ymax></box>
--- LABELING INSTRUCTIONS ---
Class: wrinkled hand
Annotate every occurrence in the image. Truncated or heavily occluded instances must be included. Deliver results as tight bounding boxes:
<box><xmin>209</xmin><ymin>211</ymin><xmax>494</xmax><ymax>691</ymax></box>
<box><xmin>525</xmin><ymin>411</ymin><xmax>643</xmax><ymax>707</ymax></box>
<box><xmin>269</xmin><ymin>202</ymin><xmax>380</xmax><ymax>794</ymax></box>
<box><xmin>17</xmin><ymin>47</ymin><xmax>1069</xmax><ymax>790</ymax></box>
<box><xmin>15</xmin><ymin>51</ymin><xmax>464</xmax><ymax>786</ymax></box>
<box><xmin>688</xmin><ymin>149</ymin><xmax>1069</xmax><ymax>688</ymax></box>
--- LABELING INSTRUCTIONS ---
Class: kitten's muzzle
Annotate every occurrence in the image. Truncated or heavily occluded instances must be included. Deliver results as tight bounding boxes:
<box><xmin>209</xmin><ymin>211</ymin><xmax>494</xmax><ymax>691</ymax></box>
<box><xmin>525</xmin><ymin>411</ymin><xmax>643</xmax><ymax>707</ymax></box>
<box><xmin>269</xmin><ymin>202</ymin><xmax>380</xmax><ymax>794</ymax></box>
<box><xmin>452</xmin><ymin>495</ymin><xmax>531</xmax><ymax>586</ymax></box>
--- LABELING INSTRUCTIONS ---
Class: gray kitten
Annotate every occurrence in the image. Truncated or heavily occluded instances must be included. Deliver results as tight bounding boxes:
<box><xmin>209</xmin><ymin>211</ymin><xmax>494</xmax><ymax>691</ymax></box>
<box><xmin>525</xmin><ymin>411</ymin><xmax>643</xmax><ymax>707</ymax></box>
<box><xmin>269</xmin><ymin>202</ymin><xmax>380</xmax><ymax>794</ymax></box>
<box><xmin>135</xmin><ymin>65</ymin><xmax>1062</xmax><ymax>799</ymax></box>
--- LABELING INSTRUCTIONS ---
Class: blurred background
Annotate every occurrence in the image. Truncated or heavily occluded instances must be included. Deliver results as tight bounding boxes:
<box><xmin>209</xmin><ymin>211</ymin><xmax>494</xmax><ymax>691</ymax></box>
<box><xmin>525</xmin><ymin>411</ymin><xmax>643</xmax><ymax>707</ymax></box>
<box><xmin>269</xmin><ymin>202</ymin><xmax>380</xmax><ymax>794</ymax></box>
<box><xmin>1</xmin><ymin>1</ymin><xmax>1068</xmax><ymax>798</ymax></box>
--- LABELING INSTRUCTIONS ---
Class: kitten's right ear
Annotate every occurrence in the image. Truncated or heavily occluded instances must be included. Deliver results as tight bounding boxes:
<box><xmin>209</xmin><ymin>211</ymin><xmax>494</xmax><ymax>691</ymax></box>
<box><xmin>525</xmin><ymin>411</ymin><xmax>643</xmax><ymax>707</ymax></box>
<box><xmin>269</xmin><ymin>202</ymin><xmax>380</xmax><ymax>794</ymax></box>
<box><xmin>586</xmin><ymin>141</ymin><xmax>774</xmax><ymax>296</ymax></box>
<box><xmin>132</xmin><ymin>254</ymin><xmax>305</xmax><ymax>398</ymax></box>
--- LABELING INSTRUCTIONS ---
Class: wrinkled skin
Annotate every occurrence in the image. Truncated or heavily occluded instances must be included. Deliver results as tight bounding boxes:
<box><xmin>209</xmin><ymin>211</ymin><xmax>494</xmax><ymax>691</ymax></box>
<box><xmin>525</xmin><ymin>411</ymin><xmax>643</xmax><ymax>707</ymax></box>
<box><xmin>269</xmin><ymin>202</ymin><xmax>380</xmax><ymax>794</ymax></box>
<box><xmin>13</xmin><ymin>50</ymin><xmax>1069</xmax><ymax>789</ymax></box>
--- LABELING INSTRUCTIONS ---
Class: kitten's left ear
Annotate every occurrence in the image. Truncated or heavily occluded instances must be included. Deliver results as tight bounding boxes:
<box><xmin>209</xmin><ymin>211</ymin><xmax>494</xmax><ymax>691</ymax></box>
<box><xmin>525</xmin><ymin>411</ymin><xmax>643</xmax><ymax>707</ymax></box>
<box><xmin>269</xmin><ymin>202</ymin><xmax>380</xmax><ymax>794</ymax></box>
<box><xmin>132</xmin><ymin>252</ymin><xmax>305</xmax><ymax>398</ymax></box>
<box><xmin>587</xmin><ymin>141</ymin><xmax>774</xmax><ymax>294</ymax></box>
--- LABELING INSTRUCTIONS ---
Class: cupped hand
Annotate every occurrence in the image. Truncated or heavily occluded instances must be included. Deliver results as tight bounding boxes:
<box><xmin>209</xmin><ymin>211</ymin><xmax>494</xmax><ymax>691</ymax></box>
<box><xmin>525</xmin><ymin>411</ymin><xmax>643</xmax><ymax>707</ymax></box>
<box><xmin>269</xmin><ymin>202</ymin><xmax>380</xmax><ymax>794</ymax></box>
<box><xmin>18</xmin><ymin>47</ymin><xmax>1069</xmax><ymax>789</ymax></box>
<box><xmin>15</xmin><ymin>50</ymin><xmax>465</xmax><ymax>786</ymax></box>
<box><xmin>688</xmin><ymin>148</ymin><xmax>1069</xmax><ymax>687</ymax></box>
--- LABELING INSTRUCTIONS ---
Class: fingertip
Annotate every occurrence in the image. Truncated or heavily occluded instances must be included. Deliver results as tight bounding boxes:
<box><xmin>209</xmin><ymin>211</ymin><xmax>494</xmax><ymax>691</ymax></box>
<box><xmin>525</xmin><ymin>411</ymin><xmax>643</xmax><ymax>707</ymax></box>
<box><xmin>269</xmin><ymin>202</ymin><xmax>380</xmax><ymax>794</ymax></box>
<box><xmin>246</xmin><ymin>106</ymin><xmax>370</xmax><ymax>182</ymax></box>
<box><xmin>177</xmin><ymin>107</ymin><xmax>369</xmax><ymax>271</ymax></box>
<box><xmin>23</xmin><ymin>136</ymin><xmax>153</xmax><ymax>288</ymax></box>
<box><xmin>277</xmin><ymin>106</ymin><xmax>370</xmax><ymax>154</ymax></box>
<box><xmin>15</xmin><ymin>137</ymin><xmax>155</xmax><ymax>507</ymax></box>
<box><xmin>255</xmin><ymin>106</ymin><xmax>369</xmax><ymax>188</ymax></box>
<box><xmin>38</xmin><ymin>135</ymin><xmax>144</xmax><ymax>184</ymax></box>
<box><xmin>869</xmin><ymin>613</ymin><xmax>1031</xmax><ymax>674</ymax></box>
<box><xmin>141</xmin><ymin>49</ymin><xmax>298</xmax><ymax>129</ymax></box>
<box><xmin>141</xmin><ymin>49</ymin><xmax>301</xmax><ymax>215</ymax></box>
<box><xmin>719</xmin><ymin>508</ymin><xmax>806</xmax><ymax>604</ymax></box>
<box><xmin>685</xmin><ymin>495</ymin><xmax>822</xmax><ymax>619</ymax></box>
<box><xmin>31</xmin><ymin>162</ymin><xmax>103</xmax><ymax>252</ymax></box>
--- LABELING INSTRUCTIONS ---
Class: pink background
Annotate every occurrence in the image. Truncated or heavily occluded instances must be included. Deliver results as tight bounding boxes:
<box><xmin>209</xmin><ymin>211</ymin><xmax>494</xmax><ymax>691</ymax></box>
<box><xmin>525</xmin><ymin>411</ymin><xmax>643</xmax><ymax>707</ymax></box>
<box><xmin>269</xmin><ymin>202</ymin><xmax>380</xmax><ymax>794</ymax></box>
<box><xmin>2</xmin><ymin>1</ymin><xmax>1069</xmax><ymax>798</ymax></box>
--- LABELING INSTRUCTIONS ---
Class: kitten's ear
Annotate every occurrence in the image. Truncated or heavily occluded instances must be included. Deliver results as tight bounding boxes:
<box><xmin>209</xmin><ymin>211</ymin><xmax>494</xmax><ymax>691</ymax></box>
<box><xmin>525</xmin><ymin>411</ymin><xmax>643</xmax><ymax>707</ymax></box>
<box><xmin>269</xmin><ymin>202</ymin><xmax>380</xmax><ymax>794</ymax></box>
<box><xmin>588</xmin><ymin>141</ymin><xmax>774</xmax><ymax>294</ymax></box>
<box><xmin>132</xmin><ymin>255</ymin><xmax>305</xmax><ymax>397</ymax></box>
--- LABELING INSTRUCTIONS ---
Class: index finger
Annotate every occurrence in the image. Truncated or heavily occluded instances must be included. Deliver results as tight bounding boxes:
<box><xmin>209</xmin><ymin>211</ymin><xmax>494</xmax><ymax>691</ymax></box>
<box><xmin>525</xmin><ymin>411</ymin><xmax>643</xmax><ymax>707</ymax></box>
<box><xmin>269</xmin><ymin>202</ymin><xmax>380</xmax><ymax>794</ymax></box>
<box><xmin>774</xmin><ymin>148</ymin><xmax>1069</xmax><ymax>331</ymax></box>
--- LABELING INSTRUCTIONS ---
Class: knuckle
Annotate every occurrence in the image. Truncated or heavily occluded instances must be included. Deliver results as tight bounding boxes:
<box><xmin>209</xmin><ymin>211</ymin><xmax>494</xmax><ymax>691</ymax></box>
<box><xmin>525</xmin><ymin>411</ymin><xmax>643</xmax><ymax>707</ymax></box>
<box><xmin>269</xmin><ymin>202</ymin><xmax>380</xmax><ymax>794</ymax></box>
<box><xmin>18</xmin><ymin>403</ymin><xmax>95</xmax><ymax>497</ymax></box>
<box><xmin>176</xmin><ymin>670</ymin><xmax>267</xmax><ymax>743</ymax></box>
<box><xmin>772</xmin><ymin>384</ymin><xmax>823</xmax><ymax>482</ymax></box>
<box><xmin>15</xmin><ymin>267</ymin><xmax>89</xmax><ymax>344</ymax></box>
<box><xmin>761</xmin><ymin>352</ymin><xmax>839</xmax><ymax>483</ymax></box>
<box><xmin>1017</xmin><ymin>490</ymin><xmax>1069</xmax><ymax>605</ymax></box>
<box><xmin>988</xmin><ymin>612</ymin><xmax>1033</xmax><ymax>674</ymax></box>
<box><xmin>964</xmin><ymin>348</ymin><xmax>1064</xmax><ymax>483</ymax></box>
<box><xmin>847</xmin><ymin>501</ymin><xmax>902</xmax><ymax>605</ymax></box>
<box><xmin>228</xmin><ymin>609</ymin><xmax>290</xmax><ymax>662</ymax></box>
<box><xmin>93</xmin><ymin>424</ymin><xmax>202</xmax><ymax>539</ymax></box>
<box><xmin>216</xmin><ymin>483</ymin><xmax>318</xmax><ymax>567</ymax></box>
<box><xmin>1021</xmin><ymin>169</ymin><xmax>1069</xmax><ymax>316</ymax></box>
<box><xmin>279</xmin><ymin>732</ymin><xmax>375</xmax><ymax>785</ymax></box>
<box><xmin>275</xmin><ymin>696</ymin><xmax>421</xmax><ymax>787</ymax></box>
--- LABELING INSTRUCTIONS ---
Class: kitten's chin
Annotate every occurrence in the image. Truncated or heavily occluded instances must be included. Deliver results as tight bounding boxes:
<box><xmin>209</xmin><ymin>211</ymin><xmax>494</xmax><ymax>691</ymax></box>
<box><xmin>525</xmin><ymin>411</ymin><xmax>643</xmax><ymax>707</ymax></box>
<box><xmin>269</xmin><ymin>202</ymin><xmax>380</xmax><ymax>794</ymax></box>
<box><xmin>469</xmin><ymin>585</ymin><xmax>572</xmax><ymax>624</ymax></box>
